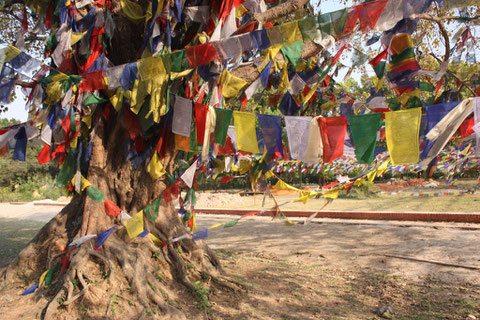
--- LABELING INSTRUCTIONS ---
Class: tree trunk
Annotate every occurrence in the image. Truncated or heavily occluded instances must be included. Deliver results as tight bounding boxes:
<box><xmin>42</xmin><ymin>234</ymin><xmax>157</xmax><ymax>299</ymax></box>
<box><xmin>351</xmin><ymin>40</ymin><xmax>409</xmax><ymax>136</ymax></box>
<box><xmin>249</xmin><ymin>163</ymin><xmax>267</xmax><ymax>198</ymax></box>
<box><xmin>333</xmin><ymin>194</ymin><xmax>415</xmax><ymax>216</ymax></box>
<box><xmin>1</xmin><ymin>110</ymin><xmax>224</xmax><ymax>319</ymax></box>
<box><xmin>0</xmin><ymin>0</ymin><xmax>314</xmax><ymax>318</ymax></box>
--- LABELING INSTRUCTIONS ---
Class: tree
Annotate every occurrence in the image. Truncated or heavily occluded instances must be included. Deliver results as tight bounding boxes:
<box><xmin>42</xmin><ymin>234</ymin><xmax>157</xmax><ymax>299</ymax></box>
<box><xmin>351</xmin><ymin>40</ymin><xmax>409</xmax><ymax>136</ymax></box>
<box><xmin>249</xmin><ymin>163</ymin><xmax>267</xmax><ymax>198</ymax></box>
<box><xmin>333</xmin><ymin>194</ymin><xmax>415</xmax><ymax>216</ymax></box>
<box><xmin>0</xmin><ymin>0</ymin><xmax>478</xmax><ymax>319</ymax></box>
<box><xmin>0</xmin><ymin>0</ymin><xmax>320</xmax><ymax>319</ymax></box>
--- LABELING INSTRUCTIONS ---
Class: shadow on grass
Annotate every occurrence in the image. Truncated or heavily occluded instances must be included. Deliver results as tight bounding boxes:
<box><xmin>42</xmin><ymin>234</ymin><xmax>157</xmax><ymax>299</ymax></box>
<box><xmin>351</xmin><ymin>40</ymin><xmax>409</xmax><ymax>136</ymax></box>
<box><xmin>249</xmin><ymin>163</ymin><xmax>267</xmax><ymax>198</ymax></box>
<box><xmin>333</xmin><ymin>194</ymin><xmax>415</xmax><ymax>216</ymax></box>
<box><xmin>0</xmin><ymin>218</ymin><xmax>45</xmax><ymax>267</ymax></box>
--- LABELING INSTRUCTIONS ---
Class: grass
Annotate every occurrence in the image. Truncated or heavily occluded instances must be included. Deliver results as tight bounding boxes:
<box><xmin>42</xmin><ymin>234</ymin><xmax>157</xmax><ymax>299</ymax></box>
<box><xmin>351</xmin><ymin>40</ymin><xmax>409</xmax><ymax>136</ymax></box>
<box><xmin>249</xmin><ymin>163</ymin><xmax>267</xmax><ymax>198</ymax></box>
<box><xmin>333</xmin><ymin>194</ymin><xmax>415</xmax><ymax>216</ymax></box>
<box><xmin>0</xmin><ymin>218</ymin><xmax>45</xmax><ymax>266</ymax></box>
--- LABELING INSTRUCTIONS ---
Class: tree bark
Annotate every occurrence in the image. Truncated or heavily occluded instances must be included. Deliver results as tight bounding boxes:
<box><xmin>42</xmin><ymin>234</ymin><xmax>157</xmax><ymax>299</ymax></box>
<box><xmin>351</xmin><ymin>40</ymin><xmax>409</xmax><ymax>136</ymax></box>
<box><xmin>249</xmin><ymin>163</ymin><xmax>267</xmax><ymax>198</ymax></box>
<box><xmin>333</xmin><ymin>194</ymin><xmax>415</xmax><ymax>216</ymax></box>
<box><xmin>0</xmin><ymin>0</ymin><xmax>319</xmax><ymax>318</ymax></box>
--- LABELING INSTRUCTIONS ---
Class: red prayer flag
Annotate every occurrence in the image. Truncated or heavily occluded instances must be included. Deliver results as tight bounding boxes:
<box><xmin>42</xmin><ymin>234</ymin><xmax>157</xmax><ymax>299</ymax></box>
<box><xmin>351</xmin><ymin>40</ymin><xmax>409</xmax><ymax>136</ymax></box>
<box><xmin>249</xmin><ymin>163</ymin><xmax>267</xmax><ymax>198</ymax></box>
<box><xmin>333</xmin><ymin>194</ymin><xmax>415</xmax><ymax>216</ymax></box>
<box><xmin>358</xmin><ymin>0</ymin><xmax>388</xmax><ymax>32</ymax></box>
<box><xmin>194</xmin><ymin>102</ymin><xmax>209</xmax><ymax>144</ymax></box>
<box><xmin>213</xmin><ymin>136</ymin><xmax>235</xmax><ymax>155</ymax></box>
<box><xmin>164</xmin><ymin>180</ymin><xmax>180</xmax><ymax>203</ymax></box>
<box><xmin>156</xmin><ymin>128</ymin><xmax>170</xmax><ymax>158</ymax></box>
<box><xmin>37</xmin><ymin>144</ymin><xmax>52</xmax><ymax>164</ymax></box>
<box><xmin>459</xmin><ymin>117</ymin><xmax>475</xmax><ymax>139</ymax></box>
<box><xmin>241</xmin><ymin>211</ymin><xmax>258</xmax><ymax>218</ymax></box>
<box><xmin>0</xmin><ymin>144</ymin><xmax>8</xmax><ymax>157</ymax></box>
<box><xmin>318</xmin><ymin>116</ymin><xmax>347</xmax><ymax>163</ymax></box>
<box><xmin>219</xmin><ymin>176</ymin><xmax>235</xmax><ymax>183</ymax></box>
<box><xmin>79</xmin><ymin>70</ymin><xmax>107</xmax><ymax>92</ymax></box>
<box><xmin>104</xmin><ymin>199</ymin><xmax>122</xmax><ymax>217</ymax></box>
<box><xmin>369</xmin><ymin>48</ymin><xmax>388</xmax><ymax>66</ymax></box>
<box><xmin>185</xmin><ymin>43</ymin><xmax>219</xmax><ymax>68</ymax></box>
<box><xmin>332</xmin><ymin>43</ymin><xmax>347</xmax><ymax>65</ymax></box>
<box><xmin>123</xmin><ymin>108</ymin><xmax>142</xmax><ymax>140</ymax></box>
<box><xmin>342</xmin><ymin>7</ymin><xmax>360</xmax><ymax>35</ymax></box>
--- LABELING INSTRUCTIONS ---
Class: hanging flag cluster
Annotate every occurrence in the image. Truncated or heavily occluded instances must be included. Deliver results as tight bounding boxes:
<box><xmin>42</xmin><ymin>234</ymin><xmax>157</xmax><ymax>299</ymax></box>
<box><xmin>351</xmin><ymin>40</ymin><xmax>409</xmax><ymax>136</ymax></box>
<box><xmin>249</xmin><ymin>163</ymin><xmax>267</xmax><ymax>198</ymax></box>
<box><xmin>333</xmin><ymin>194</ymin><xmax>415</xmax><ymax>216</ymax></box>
<box><xmin>1</xmin><ymin>0</ymin><xmax>479</xmax><ymax>296</ymax></box>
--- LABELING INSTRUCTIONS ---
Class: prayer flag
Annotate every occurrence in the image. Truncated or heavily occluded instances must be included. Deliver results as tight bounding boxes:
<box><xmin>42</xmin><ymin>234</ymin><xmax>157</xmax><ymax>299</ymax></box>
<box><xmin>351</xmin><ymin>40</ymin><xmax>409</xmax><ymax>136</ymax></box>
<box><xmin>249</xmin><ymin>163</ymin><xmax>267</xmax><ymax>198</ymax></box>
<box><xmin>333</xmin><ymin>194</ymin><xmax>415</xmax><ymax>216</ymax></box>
<box><xmin>257</xmin><ymin>114</ymin><xmax>283</xmax><ymax>156</ymax></box>
<box><xmin>233</xmin><ymin>111</ymin><xmax>260</xmax><ymax>153</ymax></box>
<box><xmin>87</xmin><ymin>185</ymin><xmax>106</xmax><ymax>203</ymax></box>
<box><xmin>96</xmin><ymin>226</ymin><xmax>118</xmax><ymax>248</ymax></box>
<box><xmin>144</xmin><ymin>196</ymin><xmax>161</xmax><ymax>223</ymax></box>
<box><xmin>194</xmin><ymin>102</ymin><xmax>209</xmax><ymax>145</ymax></box>
<box><xmin>104</xmin><ymin>199</ymin><xmax>122</xmax><ymax>217</ymax></box>
<box><xmin>192</xmin><ymin>229</ymin><xmax>208</xmax><ymax>241</ymax></box>
<box><xmin>421</xmin><ymin>101</ymin><xmax>460</xmax><ymax>160</ymax></box>
<box><xmin>124</xmin><ymin>210</ymin><xmax>144</xmax><ymax>238</ymax></box>
<box><xmin>172</xmin><ymin>96</ymin><xmax>192</xmax><ymax>137</ymax></box>
<box><xmin>318</xmin><ymin>116</ymin><xmax>347</xmax><ymax>163</ymax></box>
<box><xmin>147</xmin><ymin>151</ymin><xmax>166</xmax><ymax>180</ymax></box>
<box><xmin>349</xmin><ymin>113</ymin><xmax>382</xmax><ymax>164</ymax></box>
<box><xmin>219</xmin><ymin>70</ymin><xmax>247</xmax><ymax>99</ymax></box>
<box><xmin>385</xmin><ymin>108</ymin><xmax>422</xmax><ymax>165</ymax></box>
<box><xmin>213</xmin><ymin>108</ymin><xmax>233</xmax><ymax>146</ymax></box>
<box><xmin>285</xmin><ymin>116</ymin><xmax>312</xmax><ymax>160</ymax></box>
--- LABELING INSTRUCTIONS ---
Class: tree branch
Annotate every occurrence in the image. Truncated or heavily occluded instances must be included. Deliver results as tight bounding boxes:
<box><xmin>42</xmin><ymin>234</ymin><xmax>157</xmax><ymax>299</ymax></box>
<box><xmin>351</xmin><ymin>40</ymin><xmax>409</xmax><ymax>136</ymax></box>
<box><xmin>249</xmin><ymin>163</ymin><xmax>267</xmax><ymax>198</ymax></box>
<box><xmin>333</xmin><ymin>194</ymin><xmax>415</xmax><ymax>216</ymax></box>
<box><xmin>254</xmin><ymin>0</ymin><xmax>310</xmax><ymax>24</ymax></box>
<box><xmin>415</xmin><ymin>13</ymin><xmax>451</xmax><ymax>62</ymax></box>
<box><xmin>230</xmin><ymin>41</ymin><xmax>323</xmax><ymax>86</ymax></box>
<box><xmin>429</xmin><ymin>52</ymin><xmax>476</xmax><ymax>96</ymax></box>
<box><xmin>0</xmin><ymin>8</ymin><xmax>22</xmax><ymax>22</ymax></box>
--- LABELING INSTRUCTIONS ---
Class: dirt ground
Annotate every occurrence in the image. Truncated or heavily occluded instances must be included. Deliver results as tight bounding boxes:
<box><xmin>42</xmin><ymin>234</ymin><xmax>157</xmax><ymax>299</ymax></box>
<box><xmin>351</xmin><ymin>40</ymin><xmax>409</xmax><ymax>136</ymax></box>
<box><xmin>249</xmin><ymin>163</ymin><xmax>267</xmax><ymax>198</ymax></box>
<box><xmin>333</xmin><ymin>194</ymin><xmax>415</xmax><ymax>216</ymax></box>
<box><xmin>0</xmin><ymin>195</ymin><xmax>479</xmax><ymax>319</ymax></box>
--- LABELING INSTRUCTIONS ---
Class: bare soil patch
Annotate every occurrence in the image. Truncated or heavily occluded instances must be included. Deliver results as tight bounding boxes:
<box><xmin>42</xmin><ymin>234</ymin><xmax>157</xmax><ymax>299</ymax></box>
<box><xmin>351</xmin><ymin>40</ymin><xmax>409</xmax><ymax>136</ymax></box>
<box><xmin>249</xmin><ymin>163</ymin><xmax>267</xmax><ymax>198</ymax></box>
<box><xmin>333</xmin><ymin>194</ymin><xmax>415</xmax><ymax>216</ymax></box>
<box><xmin>0</xmin><ymin>199</ymin><xmax>479</xmax><ymax>319</ymax></box>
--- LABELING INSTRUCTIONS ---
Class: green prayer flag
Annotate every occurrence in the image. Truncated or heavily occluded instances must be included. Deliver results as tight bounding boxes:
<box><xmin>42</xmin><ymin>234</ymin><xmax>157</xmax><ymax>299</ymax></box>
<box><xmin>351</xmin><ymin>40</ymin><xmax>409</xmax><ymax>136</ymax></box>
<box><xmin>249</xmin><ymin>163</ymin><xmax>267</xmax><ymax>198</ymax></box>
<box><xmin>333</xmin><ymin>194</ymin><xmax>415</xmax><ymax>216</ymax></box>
<box><xmin>387</xmin><ymin>97</ymin><xmax>401</xmax><ymax>111</ymax></box>
<box><xmin>298</xmin><ymin>17</ymin><xmax>318</xmax><ymax>41</ymax></box>
<box><xmin>405</xmin><ymin>96</ymin><xmax>422</xmax><ymax>109</ymax></box>
<box><xmin>87</xmin><ymin>186</ymin><xmax>105</xmax><ymax>203</ymax></box>
<box><xmin>56</xmin><ymin>150</ymin><xmax>76</xmax><ymax>187</ymax></box>
<box><xmin>224</xmin><ymin>219</ymin><xmax>239</xmax><ymax>228</ymax></box>
<box><xmin>317</xmin><ymin>13</ymin><xmax>332</xmax><ymax>36</ymax></box>
<box><xmin>213</xmin><ymin>108</ymin><xmax>233</xmax><ymax>146</ymax></box>
<box><xmin>280</xmin><ymin>41</ymin><xmax>304</xmax><ymax>66</ymax></box>
<box><xmin>82</xmin><ymin>94</ymin><xmax>109</xmax><ymax>106</ymax></box>
<box><xmin>349</xmin><ymin>113</ymin><xmax>382</xmax><ymax>164</ymax></box>
<box><xmin>45</xmin><ymin>262</ymin><xmax>60</xmax><ymax>286</ymax></box>
<box><xmin>390</xmin><ymin>48</ymin><xmax>415</xmax><ymax>65</ymax></box>
<box><xmin>419</xmin><ymin>82</ymin><xmax>435</xmax><ymax>92</ymax></box>
<box><xmin>330</xmin><ymin>8</ymin><xmax>348</xmax><ymax>36</ymax></box>
<box><xmin>372</xmin><ymin>61</ymin><xmax>386</xmax><ymax>79</ymax></box>
<box><xmin>161</xmin><ymin>49</ymin><xmax>190</xmax><ymax>73</ymax></box>
<box><xmin>144</xmin><ymin>196</ymin><xmax>161</xmax><ymax>223</ymax></box>
<box><xmin>185</xmin><ymin>188</ymin><xmax>196</xmax><ymax>207</ymax></box>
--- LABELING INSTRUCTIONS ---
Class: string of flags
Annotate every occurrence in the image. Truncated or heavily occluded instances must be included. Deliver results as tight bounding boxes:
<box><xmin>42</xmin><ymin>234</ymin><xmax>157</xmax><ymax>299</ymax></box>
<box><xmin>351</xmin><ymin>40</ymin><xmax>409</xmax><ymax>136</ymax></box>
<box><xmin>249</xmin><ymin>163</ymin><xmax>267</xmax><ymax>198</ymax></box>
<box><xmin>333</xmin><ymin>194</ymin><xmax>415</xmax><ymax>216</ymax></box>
<box><xmin>22</xmin><ymin>152</ymin><xmax>392</xmax><ymax>295</ymax></box>
<box><xmin>1</xmin><ymin>0</ymin><xmax>477</xmax><ymax>297</ymax></box>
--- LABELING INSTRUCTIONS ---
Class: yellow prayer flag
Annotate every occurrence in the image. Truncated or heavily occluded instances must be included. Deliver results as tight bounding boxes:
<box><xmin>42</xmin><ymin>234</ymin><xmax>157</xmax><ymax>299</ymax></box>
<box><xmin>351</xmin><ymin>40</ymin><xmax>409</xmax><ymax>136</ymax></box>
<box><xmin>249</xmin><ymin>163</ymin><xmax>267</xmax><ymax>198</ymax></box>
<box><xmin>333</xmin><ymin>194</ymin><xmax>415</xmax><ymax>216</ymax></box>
<box><xmin>45</xmin><ymin>81</ymin><xmax>64</xmax><ymax>105</ymax></box>
<box><xmin>278</xmin><ymin>21</ymin><xmax>303</xmax><ymax>44</ymax></box>
<box><xmin>148</xmin><ymin>233</ymin><xmax>162</xmax><ymax>245</ymax></box>
<box><xmin>219</xmin><ymin>70</ymin><xmax>247</xmax><ymax>99</ymax></box>
<box><xmin>137</xmin><ymin>56</ymin><xmax>167</xmax><ymax>81</ymax></box>
<box><xmin>38</xmin><ymin>270</ymin><xmax>49</xmax><ymax>286</ymax></box>
<box><xmin>233</xmin><ymin>111</ymin><xmax>260</xmax><ymax>153</ymax></box>
<box><xmin>274</xmin><ymin>179</ymin><xmax>301</xmax><ymax>192</ymax></box>
<box><xmin>231</xmin><ymin>159</ymin><xmax>252</xmax><ymax>174</ymax></box>
<box><xmin>147</xmin><ymin>151</ymin><xmax>166</xmax><ymax>180</ymax></box>
<box><xmin>256</xmin><ymin>44</ymin><xmax>283</xmax><ymax>72</ymax></box>
<box><xmin>390</xmin><ymin>33</ymin><xmax>413</xmax><ymax>55</ymax></box>
<box><xmin>208</xmin><ymin>223</ymin><xmax>224</xmax><ymax>229</ymax></box>
<box><xmin>0</xmin><ymin>45</ymin><xmax>21</xmax><ymax>65</ymax></box>
<box><xmin>398</xmin><ymin>89</ymin><xmax>420</xmax><ymax>106</ymax></box>
<box><xmin>170</xmin><ymin>68</ymin><xmax>193</xmax><ymax>80</ymax></box>
<box><xmin>236</xmin><ymin>4</ymin><xmax>248</xmax><ymax>18</ymax></box>
<box><xmin>124</xmin><ymin>210</ymin><xmax>144</xmax><ymax>238</ymax></box>
<box><xmin>71</xmin><ymin>31</ymin><xmax>87</xmax><ymax>46</ymax></box>
<box><xmin>120</xmin><ymin>0</ymin><xmax>146</xmax><ymax>23</ymax></box>
<box><xmin>323</xmin><ymin>189</ymin><xmax>340</xmax><ymax>199</ymax></box>
<box><xmin>284</xmin><ymin>218</ymin><xmax>298</xmax><ymax>226</ymax></box>
<box><xmin>376</xmin><ymin>160</ymin><xmax>390</xmax><ymax>177</ymax></box>
<box><xmin>385</xmin><ymin>108</ymin><xmax>421</xmax><ymax>165</ymax></box>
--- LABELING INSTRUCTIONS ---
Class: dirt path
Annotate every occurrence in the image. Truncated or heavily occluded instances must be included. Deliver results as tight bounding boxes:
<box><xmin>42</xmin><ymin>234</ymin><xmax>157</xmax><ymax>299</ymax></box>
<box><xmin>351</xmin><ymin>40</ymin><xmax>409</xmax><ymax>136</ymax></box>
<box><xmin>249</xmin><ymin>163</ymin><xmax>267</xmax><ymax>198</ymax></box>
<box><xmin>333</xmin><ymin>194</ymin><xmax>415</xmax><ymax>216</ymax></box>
<box><xmin>1</xmin><ymin>202</ymin><xmax>479</xmax><ymax>319</ymax></box>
